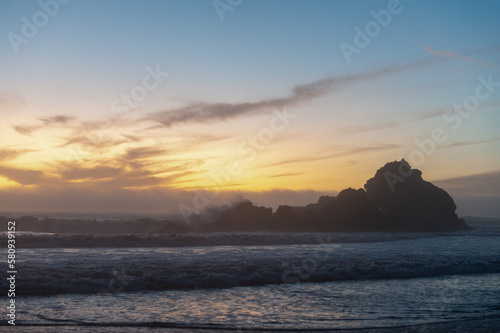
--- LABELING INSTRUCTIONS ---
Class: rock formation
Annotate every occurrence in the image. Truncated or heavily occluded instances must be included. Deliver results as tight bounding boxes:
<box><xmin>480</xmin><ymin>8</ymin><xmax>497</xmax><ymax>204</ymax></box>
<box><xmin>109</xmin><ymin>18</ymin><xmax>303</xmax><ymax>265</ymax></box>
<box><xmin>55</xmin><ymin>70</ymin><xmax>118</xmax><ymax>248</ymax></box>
<box><xmin>201</xmin><ymin>160</ymin><xmax>471</xmax><ymax>233</ymax></box>
<box><xmin>364</xmin><ymin>159</ymin><xmax>470</xmax><ymax>231</ymax></box>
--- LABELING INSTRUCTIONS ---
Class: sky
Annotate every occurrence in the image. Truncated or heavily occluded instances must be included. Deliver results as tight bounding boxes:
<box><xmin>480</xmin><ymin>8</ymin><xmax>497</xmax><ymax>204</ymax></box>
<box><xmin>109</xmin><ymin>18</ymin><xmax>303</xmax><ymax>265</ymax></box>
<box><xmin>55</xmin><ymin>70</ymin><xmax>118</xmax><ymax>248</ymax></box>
<box><xmin>0</xmin><ymin>0</ymin><xmax>499</xmax><ymax>217</ymax></box>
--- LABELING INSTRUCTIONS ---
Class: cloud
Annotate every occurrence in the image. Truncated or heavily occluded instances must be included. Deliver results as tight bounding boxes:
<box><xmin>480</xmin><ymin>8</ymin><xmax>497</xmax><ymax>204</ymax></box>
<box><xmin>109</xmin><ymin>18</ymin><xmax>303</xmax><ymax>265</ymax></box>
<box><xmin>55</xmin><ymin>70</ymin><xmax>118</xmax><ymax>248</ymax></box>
<box><xmin>57</xmin><ymin>164</ymin><xmax>164</xmax><ymax>188</ymax></box>
<box><xmin>58</xmin><ymin>135</ymin><xmax>128</xmax><ymax>149</ymax></box>
<box><xmin>261</xmin><ymin>144</ymin><xmax>400</xmax><ymax>169</ymax></box>
<box><xmin>434</xmin><ymin>171</ymin><xmax>500</xmax><ymax>197</ymax></box>
<box><xmin>52</xmin><ymin>149</ymin><xmax>206</xmax><ymax>190</ymax></box>
<box><xmin>123</xmin><ymin>146</ymin><xmax>167</xmax><ymax>160</ymax></box>
<box><xmin>414</xmin><ymin>101</ymin><xmax>500</xmax><ymax>121</ymax></box>
<box><xmin>261</xmin><ymin>154</ymin><xmax>337</xmax><ymax>169</ymax></box>
<box><xmin>13</xmin><ymin>125</ymin><xmax>40</xmax><ymax>136</ymax></box>
<box><xmin>413</xmin><ymin>108</ymin><xmax>447</xmax><ymax>121</ymax></box>
<box><xmin>120</xmin><ymin>134</ymin><xmax>142</xmax><ymax>142</ymax></box>
<box><xmin>452</xmin><ymin>196</ymin><xmax>500</xmax><ymax>218</ymax></box>
<box><xmin>40</xmin><ymin>115</ymin><xmax>75</xmax><ymax>125</ymax></box>
<box><xmin>0</xmin><ymin>149</ymin><xmax>33</xmax><ymax>162</ymax></box>
<box><xmin>325</xmin><ymin>144</ymin><xmax>402</xmax><ymax>159</ymax></box>
<box><xmin>340</xmin><ymin>122</ymin><xmax>399</xmax><ymax>134</ymax></box>
<box><xmin>145</xmin><ymin>59</ymin><xmax>434</xmax><ymax>128</ymax></box>
<box><xmin>409</xmin><ymin>38</ymin><xmax>497</xmax><ymax>68</ymax></box>
<box><xmin>267</xmin><ymin>172</ymin><xmax>304</xmax><ymax>179</ymax></box>
<box><xmin>0</xmin><ymin>166</ymin><xmax>46</xmax><ymax>185</ymax></box>
<box><xmin>426</xmin><ymin>171</ymin><xmax>500</xmax><ymax>217</ymax></box>
<box><xmin>14</xmin><ymin>114</ymin><xmax>76</xmax><ymax>135</ymax></box>
<box><xmin>439</xmin><ymin>136</ymin><xmax>500</xmax><ymax>150</ymax></box>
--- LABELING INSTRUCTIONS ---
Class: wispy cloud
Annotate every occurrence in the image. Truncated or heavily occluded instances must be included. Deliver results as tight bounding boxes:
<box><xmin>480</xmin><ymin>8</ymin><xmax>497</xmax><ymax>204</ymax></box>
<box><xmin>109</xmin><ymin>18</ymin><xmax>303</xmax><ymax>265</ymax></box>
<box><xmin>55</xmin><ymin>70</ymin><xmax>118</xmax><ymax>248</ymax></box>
<box><xmin>340</xmin><ymin>122</ymin><xmax>399</xmax><ymax>134</ymax></box>
<box><xmin>410</xmin><ymin>101</ymin><xmax>500</xmax><ymax>122</ymax></box>
<box><xmin>0</xmin><ymin>148</ymin><xmax>33</xmax><ymax>162</ymax></box>
<box><xmin>13</xmin><ymin>125</ymin><xmax>39</xmax><ymax>136</ymax></box>
<box><xmin>40</xmin><ymin>115</ymin><xmax>75</xmax><ymax>125</ymax></box>
<box><xmin>413</xmin><ymin>108</ymin><xmax>447</xmax><ymax>121</ymax></box>
<box><xmin>409</xmin><ymin>38</ymin><xmax>497</xmax><ymax>68</ymax></box>
<box><xmin>434</xmin><ymin>171</ymin><xmax>500</xmax><ymax>197</ymax></box>
<box><xmin>267</xmin><ymin>172</ymin><xmax>304</xmax><ymax>179</ymax></box>
<box><xmin>262</xmin><ymin>144</ymin><xmax>400</xmax><ymax>169</ymax></box>
<box><xmin>325</xmin><ymin>144</ymin><xmax>401</xmax><ymax>159</ymax></box>
<box><xmin>14</xmin><ymin>115</ymin><xmax>76</xmax><ymax>135</ymax></box>
<box><xmin>439</xmin><ymin>136</ymin><xmax>500</xmax><ymax>149</ymax></box>
<box><xmin>123</xmin><ymin>146</ymin><xmax>168</xmax><ymax>160</ymax></box>
<box><xmin>145</xmin><ymin>59</ymin><xmax>434</xmax><ymax>128</ymax></box>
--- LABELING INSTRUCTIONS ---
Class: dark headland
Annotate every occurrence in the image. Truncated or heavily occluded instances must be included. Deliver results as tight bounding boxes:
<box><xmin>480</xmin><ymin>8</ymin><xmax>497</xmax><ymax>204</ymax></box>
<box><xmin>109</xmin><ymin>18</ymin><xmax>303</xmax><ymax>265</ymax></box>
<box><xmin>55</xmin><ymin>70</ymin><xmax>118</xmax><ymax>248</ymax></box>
<box><xmin>201</xmin><ymin>159</ymin><xmax>472</xmax><ymax>233</ymax></box>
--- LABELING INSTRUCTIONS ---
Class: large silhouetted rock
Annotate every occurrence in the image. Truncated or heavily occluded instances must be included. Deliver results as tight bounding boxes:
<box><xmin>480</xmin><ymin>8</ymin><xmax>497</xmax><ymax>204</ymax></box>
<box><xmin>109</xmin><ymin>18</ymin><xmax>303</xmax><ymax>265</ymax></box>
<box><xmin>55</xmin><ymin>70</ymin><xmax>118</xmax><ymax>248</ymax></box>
<box><xmin>273</xmin><ymin>205</ymin><xmax>307</xmax><ymax>232</ymax></box>
<box><xmin>290</xmin><ymin>196</ymin><xmax>336</xmax><ymax>214</ymax></box>
<box><xmin>200</xmin><ymin>160</ymin><xmax>471</xmax><ymax>233</ymax></box>
<box><xmin>364</xmin><ymin>159</ymin><xmax>471</xmax><ymax>231</ymax></box>
<box><xmin>316</xmin><ymin>188</ymin><xmax>387</xmax><ymax>231</ymax></box>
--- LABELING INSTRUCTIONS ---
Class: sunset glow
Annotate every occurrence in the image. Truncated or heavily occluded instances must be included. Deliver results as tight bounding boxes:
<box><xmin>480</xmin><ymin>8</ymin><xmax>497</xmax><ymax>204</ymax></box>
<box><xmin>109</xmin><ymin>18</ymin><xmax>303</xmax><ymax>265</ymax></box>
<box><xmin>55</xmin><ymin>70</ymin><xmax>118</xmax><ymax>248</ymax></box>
<box><xmin>0</xmin><ymin>0</ymin><xmax>499</xmax><ymax>216</ymax></box>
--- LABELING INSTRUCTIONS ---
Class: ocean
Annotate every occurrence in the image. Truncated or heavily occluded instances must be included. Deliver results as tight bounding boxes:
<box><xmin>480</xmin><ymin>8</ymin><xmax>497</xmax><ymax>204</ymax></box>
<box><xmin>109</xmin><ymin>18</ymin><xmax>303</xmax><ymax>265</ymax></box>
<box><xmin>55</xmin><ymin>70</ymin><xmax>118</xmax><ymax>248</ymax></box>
<box><xmin>1</xmin><ymin>218</ymin><xmax>500</xmax><ymax>332</ymax></box>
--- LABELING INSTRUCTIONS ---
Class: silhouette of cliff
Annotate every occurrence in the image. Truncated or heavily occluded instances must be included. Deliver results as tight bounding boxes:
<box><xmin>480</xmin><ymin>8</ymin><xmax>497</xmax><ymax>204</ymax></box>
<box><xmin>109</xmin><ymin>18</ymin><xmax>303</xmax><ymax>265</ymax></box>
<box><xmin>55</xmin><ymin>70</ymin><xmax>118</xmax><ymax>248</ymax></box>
<box><xmin>201</xmin><ymin>160</ymin><xmax>471</xmax><ymax>233</ymax></box>
<box><xmin>364</xmin><ymin>159</ymin><xmax>471</xmax><ymax>231</ymax></box>
<box><xmin>315</xmin><ymin>188</ymin><xmax>387</xmax><ymax>231</ymax></box>
<box><xmin>289</xmin><ymin>196</ymin><xmax>336</xmax><ymax>214</ymax></box>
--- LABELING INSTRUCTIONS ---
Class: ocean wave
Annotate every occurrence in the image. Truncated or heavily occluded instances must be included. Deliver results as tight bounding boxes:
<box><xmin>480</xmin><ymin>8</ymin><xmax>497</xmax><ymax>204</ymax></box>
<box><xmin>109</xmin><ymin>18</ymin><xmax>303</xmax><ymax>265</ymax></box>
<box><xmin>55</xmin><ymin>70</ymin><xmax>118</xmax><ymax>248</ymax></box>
<box><xmin>0</xmin><ymin>231</ymin><xmax>469</xmax><ymax>248</ymax></box>
<box><xmin>8</xmin><ymin>258</ymin><xmax>500</xmax><ymax>296</ymax></box>
<box><xmin>3</xmin><ymin>237</ymin><xmax>500</xmax><ymax>296</ymax></box>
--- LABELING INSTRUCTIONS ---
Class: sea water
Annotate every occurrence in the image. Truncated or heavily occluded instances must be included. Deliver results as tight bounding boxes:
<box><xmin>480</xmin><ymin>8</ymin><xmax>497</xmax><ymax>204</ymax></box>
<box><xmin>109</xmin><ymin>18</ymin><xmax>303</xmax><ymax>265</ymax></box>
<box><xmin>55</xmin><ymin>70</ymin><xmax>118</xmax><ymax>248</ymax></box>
<box><xmin>1</xmin><ymin>219</ymin><xmax>499</xmax><ymax>332</ymax></box>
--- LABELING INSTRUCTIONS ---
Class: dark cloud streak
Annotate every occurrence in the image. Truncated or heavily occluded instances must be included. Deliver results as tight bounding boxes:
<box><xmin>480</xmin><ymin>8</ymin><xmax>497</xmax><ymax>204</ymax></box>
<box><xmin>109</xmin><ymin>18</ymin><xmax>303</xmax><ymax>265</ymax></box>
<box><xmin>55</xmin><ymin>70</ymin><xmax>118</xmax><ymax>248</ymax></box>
<box><xmin>0</xmin><ymin>149</ymin><xmax>33</xmax><ymax>162</ymax></box>
<box><xmin>14</xmin><ymin>115</ymin><xmax>76</xmax><ymax>136</ymax></box>
<box><xmin>439</xmin><ymin>136</ymin><xmax>500</xmax><ymax>150</ymax></box>
<box><xmin>145</xmin><ymin>59</ymin><xmax>435</xmax><ymax>128</ymax></box>
<box><xmin>340</xmin><ymin>122</ymin><xmax>399</xmax><ymax>134</ymax></box>
<box><xmin>0</xmin><ymin>166</ymin><xmax>46</xmax><ymax>185</ymax></box>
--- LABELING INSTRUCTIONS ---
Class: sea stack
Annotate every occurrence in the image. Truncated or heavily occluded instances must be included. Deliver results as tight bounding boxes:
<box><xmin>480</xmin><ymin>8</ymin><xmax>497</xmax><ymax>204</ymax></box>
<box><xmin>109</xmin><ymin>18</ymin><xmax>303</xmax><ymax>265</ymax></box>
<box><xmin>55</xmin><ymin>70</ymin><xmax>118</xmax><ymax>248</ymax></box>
<box><xmin>364</xmin><ymin>159</ymin><xmax>471</xmax><ymax>231</ymax></box>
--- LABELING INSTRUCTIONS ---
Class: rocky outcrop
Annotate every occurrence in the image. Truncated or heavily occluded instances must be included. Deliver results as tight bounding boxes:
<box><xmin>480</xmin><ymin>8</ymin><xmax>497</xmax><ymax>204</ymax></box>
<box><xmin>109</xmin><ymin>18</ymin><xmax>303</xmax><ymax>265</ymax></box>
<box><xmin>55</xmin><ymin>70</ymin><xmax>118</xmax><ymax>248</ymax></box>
<box><xmin>316</xmin><ymin>188</ymin><xmax>387</xmax><ymax>232</ymax></box>
<box><xmin>201</xmin><ymin>160</ymin><xmax>471</xmax><ymax>233</ymax></box>
<box><xmin>364</xmin><ymin>159</ymin><xmax>471</xmax><ymax>231</ymax></box>
<box><xmin>290</xmin><ymin>196</ymin><xmax>336</xmax><ymax>214</ymax></box>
